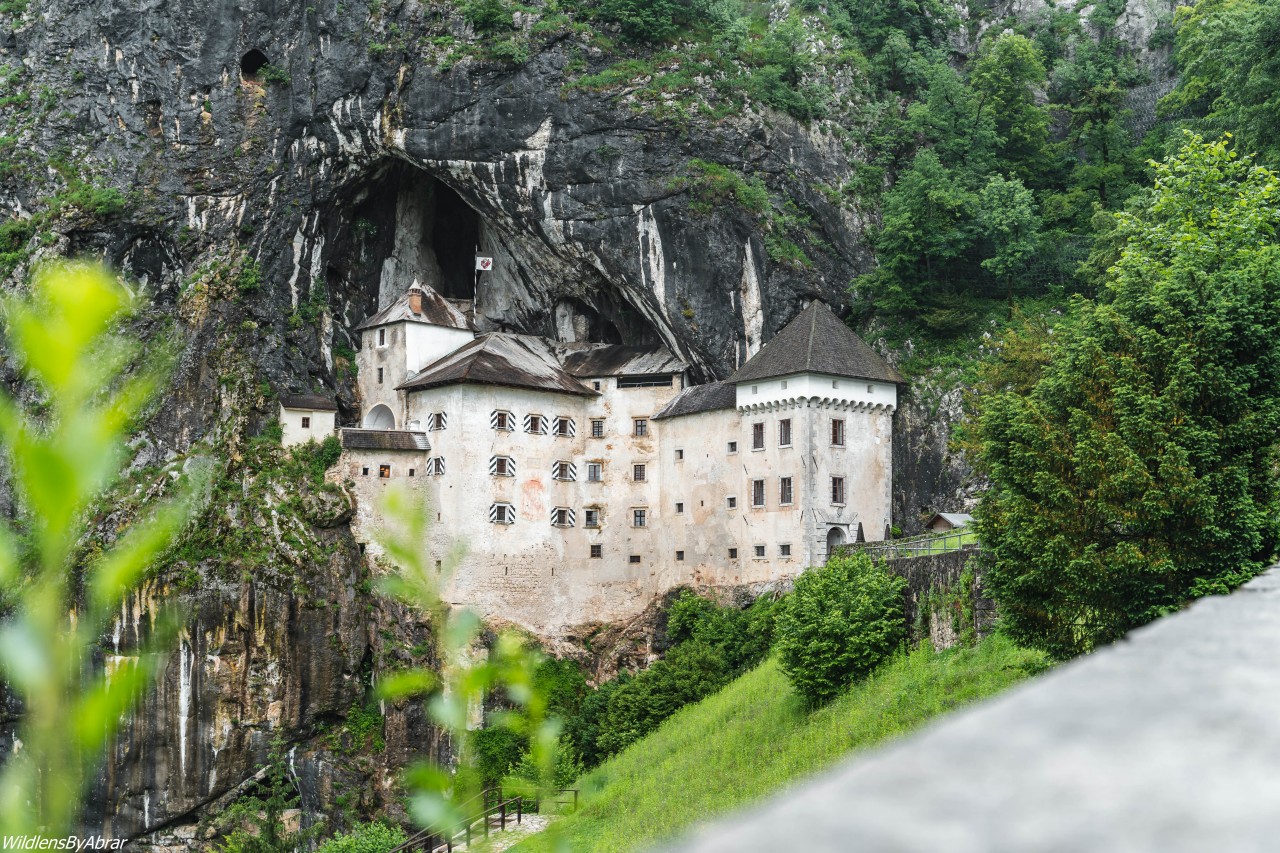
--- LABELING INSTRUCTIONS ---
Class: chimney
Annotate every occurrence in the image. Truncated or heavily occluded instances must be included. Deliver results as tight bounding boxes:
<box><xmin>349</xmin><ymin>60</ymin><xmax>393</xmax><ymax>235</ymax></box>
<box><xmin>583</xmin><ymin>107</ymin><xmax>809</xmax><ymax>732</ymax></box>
<box><xmin>407</xmin><ymin>280</ymin><xmax>425</xmax><ymax>315</ymax></box>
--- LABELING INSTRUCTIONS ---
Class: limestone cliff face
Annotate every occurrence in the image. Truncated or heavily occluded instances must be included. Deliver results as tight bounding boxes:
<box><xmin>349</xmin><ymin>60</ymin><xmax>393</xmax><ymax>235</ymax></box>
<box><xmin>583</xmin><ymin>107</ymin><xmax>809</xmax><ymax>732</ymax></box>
<box><xmin>0</xmin><ymin>0</ymin><xmax>1177</xmax><ymax>841</ymax></box>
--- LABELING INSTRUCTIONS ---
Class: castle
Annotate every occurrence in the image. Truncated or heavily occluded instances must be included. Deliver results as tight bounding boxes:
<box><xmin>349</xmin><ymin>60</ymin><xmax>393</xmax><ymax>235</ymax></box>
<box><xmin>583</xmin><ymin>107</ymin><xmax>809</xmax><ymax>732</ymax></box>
<box><xmin>295</xmin><ymin>283</ymin><xmax>902</xmax><ymax>633</ymax></box>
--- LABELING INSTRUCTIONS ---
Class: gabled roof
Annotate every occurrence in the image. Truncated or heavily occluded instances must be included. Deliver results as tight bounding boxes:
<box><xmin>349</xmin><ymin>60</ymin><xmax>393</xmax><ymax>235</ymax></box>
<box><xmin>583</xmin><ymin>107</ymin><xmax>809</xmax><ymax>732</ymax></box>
<box><xmin>398</xmin><ymin>334</ymin><xmax>597</xmax><ymax>397</ymax></box>
<box><xmin>340</xmin><ymin>429</ymin><xmax>430</xmax><ymax>451</ymax></box>
<box><xmin>355</xmin><ymin>285</ymin><xmax>476</xmax><ymax>331</ymax></box>
<box><xmin>728</xmin><ymin>301</ymin><xmax>904</xmax><ymax>385</ymax></box>
<box><xmin>927</xmin><ymin>512</ymin><xmax>973</xmax><ymax>529</ymax></box>
<box><xmin>653</xmin><ymin>381</ymin><xmax>737</xmax><ymax>420</ymax></box>
<box><xmin>558</xmin><ymin>343</ymin><xmax>687</xmax><ymax>378</ymax></box>
<box><xmin>279</xmin><ymin>393</ymin><xmax>338</xmax><ymax>412</ymax></box>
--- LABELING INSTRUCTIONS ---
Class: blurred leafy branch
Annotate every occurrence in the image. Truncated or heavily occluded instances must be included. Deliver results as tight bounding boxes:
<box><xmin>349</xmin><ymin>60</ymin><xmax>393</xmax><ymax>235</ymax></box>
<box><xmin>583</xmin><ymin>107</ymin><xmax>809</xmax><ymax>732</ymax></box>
<box><xmin>0</xmin><ymin>262</ymin><xmax>202</xmax><ymax>833</ymax></box>
<box><xmin>373</xmin><ymin>486</ymin><xmax>563</xmax><ymax>845</ymax></box>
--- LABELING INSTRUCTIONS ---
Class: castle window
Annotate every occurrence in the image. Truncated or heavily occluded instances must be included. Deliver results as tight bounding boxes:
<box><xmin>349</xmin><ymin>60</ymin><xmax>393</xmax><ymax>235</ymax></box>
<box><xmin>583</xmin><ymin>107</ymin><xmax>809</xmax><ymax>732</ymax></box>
<box><xmin>727</xmin><ymin>441</ymin><xmax>738</xmax><ymax>454</ymax></box>
<box><xmin>490</xmin><ymin>502</ymin><xmax>515</xmax><ymax>525</ymax></box>
<box><xmin>752</xmin><ymin>479</ymin><xmax>766</xmax><ymax>508</ymax></box>
<box><xmin>301</xmin><ymin>416</ymin><xmax>311</xmax><ymax>429</ymax></box>
<box><xmin>554</xmin><ymin>416</ymin><xmax>575</xmax><ymax>437</ymax></box>
<box><xmin>675</xmin><ymin>501</ymin><xmax>684</xmax><ymax>514</ymax></box>
<box><xmin>752</xmin><ymin>385</ymin><xmax>758</xmax><ymax>394</ymax></box>
<box><xmin>525</xmin><ymin>414</ymin><xmax>547</xmax><ymax>435</ymax></box>
<box><xmin>492</xmin><ymin>410</ymin><xmax>514</xmax><ymax>431</ymax></box>
<box><xmin>591</xmin><ymin>419</ymin><xmax>605</xmax><ymax>438</ymax></box>
<box><xmin>408</xmin><ymin>468</ymin><xmax>415</xmax><ymax>477</ymax></box>
<box><xmin>832</xmin><ymin>476</ymin><xmax>846</xmax><ymax>505</ymax></box>
<box><xmin>632</xmin><ymin>508</ymin><xmax>647</xmax><ymax>528</ymax></box>
<box><xmin>831</xmin><ymin>419</ymin><xmax>846</xmax><ymax>447</ymax></box>
<box><xmin>781</xmin><ymin>380</ymin><xmax>788</xmax><ymax>390</ymax></box>
<box><xmin>633</xmin><ymin>464</ymin><xmax>647</xmax><ymax>483</ymax></box>
<box><xmin>587</xmin><ymin>462</ymin><xmax>603</xmax><ymax>482</ymax></box>
<box><xmin>867</xmin><ymin>384</ymin><xmax>874</xmax><ymax>394</ymax></box>
<box><xmin>780</xmin><ymin>543</ymin><xmax>792</xmax><ymax>557</ymax></box>
<box><xmin>629</xmin><ymin>555</ymin><xmax>642</xmax><ymax>564</ymax></box>
<box><xmin>619</xmin><ymin>375</ymin><xmax>672</xmax><ymax>388</ymax></box>
<box><xmin>675</xmin><ymin>448</ymin><xmax>684</xmax><ymax>461</ymax></box>
<box><xmin>552</xmin><ymin>461</ymin><xmax>577</xmax><ymax>481</ymax></box>
<box><xmin>361</xmin><ymin>467</ymin><xmax>369</xmax><ymax>476</ymax></box>
<box><xmin>727</xmin><ymin>496</ymin><xmax>737</xmax><ymax>509</ymax></box>
<box><xmin>633</xmin><ymin>418</ymin><xmax>648</xmax><ymax>437</ymax></box>
<box><xmin>590</xmin><ymin>544</ymin><xmax>603</xmax><ymax>558</ymax></box>
<box><xmin>584</xmin><ymin>508</ymin><xmax>601</xmax><ymax>528</ymax></box>
<box><xmin>780</xmin><ymin>477</ymin><xmax>793</xmax><ymax>505</ymax></box>
<box><xmin>832</xmin><ymin>380</ymin><xmax>840</xmax><ymax>389</ymax></box>
<box><xmin>778</xmin><ymin>419</ymin><xmax>792</xmax><ymax>447</ymax></box>
<box><xmin>379</xmin><ymin>464</ymin><xmax>391</xmax><ymax>478</ymax></box>
<box><xmin>378</xmin><ymin>328</ymin><xmax>386</xmax><ymax>347</ymax></box>
<box><xmin>593</xmin><ymin>380</ymin><xmax>602</xmax><ymax>391</ymax></box>
<box><xmin>377</xmin><ymin>368</ymin><xmax>384</xmax><ymax>385</ymax></box>
<box><xmin>426</xmin><ymin>457</ymin><xmax>446</xmax><ymax>476</ymax></box>
<box><xmin>728</xmin><ymin>548</ymin><xmax>738</xmax><ymax>559</ymax></box>
<box><xmin>676</xmin><ymin>550</ymin><xmax>685</xmax><ymax>561</ymax></box>
<box><xmin>754</xmin><ymin>545</ymin><xmax>766</xmax><ymax>558</ymax></box>
<box><xmin>427</xmin><ymin>412</ymin><xmax>447</xmax><ymax>431</ymax></box>
<box><xmin>752</xmin><ymin>423</ymin><xmax>765</xmax><ymax>450</ymax></box>
<box><xmin>551</xmin><ymin>507</ymin><xmax>575</xmax><ymax>528</ymax></box>
<box><xmin>490</xmin><ymin>456</ymin><xmax>515</xmax><ymax>477</ymax></box>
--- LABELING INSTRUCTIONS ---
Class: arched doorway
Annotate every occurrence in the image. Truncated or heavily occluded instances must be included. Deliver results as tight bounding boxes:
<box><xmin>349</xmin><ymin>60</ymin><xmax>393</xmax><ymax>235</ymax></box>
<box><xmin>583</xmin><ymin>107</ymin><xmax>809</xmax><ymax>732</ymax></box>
<box><xmin>364</xmin><ymin>404</ymin><xmax>396</xmax><ymax>430</ymax></box>
<box><xmin>826</xmin><ymin>526</ymin><xmax>846</xmax><ymax>563</ymax></box>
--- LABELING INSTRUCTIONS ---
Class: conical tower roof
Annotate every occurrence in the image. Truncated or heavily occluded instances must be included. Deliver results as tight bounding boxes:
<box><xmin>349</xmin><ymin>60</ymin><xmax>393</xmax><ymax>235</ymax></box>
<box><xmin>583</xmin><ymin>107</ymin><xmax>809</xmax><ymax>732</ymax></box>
<box><xmin>728</xmin><ymin>302</ymin><xmax>903</xmax><ymax>385</ymax></box>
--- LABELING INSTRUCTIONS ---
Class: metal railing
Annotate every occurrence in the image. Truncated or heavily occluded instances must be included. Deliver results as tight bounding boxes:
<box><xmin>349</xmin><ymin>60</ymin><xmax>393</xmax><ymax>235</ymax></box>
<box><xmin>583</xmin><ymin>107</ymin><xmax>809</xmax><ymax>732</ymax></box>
<box><xmin>851</xmin><ymin>528</ymin><xmax>980</xmax><ymax>560</ymax></box>
<box><xmin>387</xmin><ymin>787</ymin><xmax>579</xmax><ymax>853</ymax></box>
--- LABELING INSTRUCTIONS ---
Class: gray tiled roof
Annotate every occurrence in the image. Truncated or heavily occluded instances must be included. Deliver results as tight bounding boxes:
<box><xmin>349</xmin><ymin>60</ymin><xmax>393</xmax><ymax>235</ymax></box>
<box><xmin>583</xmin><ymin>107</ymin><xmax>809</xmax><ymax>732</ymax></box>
<box><xmin>355</xmin><ymin>285</ymin><xmax>476</xmax><ymax>331</ymax></box>
<box><xmin>653</xmin><ymin>381</ymin><xmax>737</xmax><ymax>420</ymax></box>
<box><xmin>729</xmin><ymin>302</ymin><xmax>904</xmax><ymax>385</ymax></box>
<box><xmin>398</xmin><ymin>334</ymin><xmax>597</xmax><ymax>397</ymax></box>
<box><xmin>278</xmin><ymin>393</ymin><xmax>338</xmax><ymax>412</ymax></box>
<box><xmin>339</xmin><ymin>429</ymin><xmax>430</xmax><ymax>451</ymax></box>
<box><xmin>558</xmin><ymin>343</ymin><xmax>687</xmax><ymax>377</ymax></box>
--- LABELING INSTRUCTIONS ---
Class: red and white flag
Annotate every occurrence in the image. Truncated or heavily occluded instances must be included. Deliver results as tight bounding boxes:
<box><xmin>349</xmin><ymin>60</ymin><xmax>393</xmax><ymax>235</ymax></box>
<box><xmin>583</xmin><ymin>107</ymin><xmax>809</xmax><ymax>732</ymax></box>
<box><xmin>475</xmin><ymin>257</ymin><xmax>493</xmax><ymax>272</ymax></box>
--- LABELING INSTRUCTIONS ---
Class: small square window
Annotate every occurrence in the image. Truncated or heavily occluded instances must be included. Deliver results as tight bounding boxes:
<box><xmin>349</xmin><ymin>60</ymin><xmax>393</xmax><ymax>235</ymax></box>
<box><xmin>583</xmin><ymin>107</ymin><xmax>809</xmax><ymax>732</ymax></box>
<box><xmin>727</xmin><ymin>496</ymin><xmax>737</xmax><ymax>509</ymax></box>
<box><xmin>780</xmin><ymin>543</ymin><xmax>792</xmax><ymax>557</ymax></box>
<box><xmin>585</xmin><ymin>509</ymin><xmax>601</xmax><ymax>528</ymax></box>
<box><xmin>633</xmin><ymin>508</ymin><xmax>647</xmax><ymax>528</ymax></box>
<box><xmin>752</xmin><ymin>385</ymin><xmax>759</xmax><ymax>394</ymax></box>
<box><xmin>379</xmin><ymin>464</ymin><xmax>391</xmax><ymax>478</ymax></box>
<box><xmin>587</xmin><ymin>462</ymin><xmax>603</xmax><ymax>482</ymax></box>
<box><xmin>591</xmin><ymin>419</ymin><xmax>605</xmax><ymax>438</ymax></box>
<box><xmin>629</xmin><ymin>555</ymin><xmax>642</xmax><ymax>564</ymax></box>
<box><xmin>867</xmin><ymin>384</ymin><xmax>874</xmax><ymax>394</ymax></box>
<box><xmin>361</xmin><ymin>467</ymin><xmax>369</xmax><ymax>476</ymax></box>
<box><xmin>676</xmin><ymin>550</ymin><xmax>685</xmax><ymax>561</ymax></box>
<box><xmin>408</xmin><ymin>468</ymin><xmax>416</xmax><ymax>477</ymax></box>
<box><xmin>754</xmin><ymin>545</ymin><xmax>766</xmax><ymax>558</ymax></box>
<box><xmin>593</xmin><ymin>380</ymin><xmax>602</xmax><ymax>391</ymax></box>
<box><xmin>675</xmin><ymin>448</ymin><xmax>684</xmax><ymax>461</ymax></box>
<box><xmin>728</xmin><ymin>548</ymin><xmax>738</xmax><ymax>559</ymax></box>
<box><xmin>301</xmin><ymin>416</ymin><xmax>311</xmax><ymax>429</ymax></box>
<box><xmin>590</xmin><ymin>544</ymin><xmax>603</xmax><ymax>558</ymax></box>
<box><xmin>493</xmin><ymin>411</ymin><xmax>514</xmax><ymax>431</ymax></box>
<box><xmin>377</xmin><ymin>368</ymin><xmax>384</xmax><ymax>385</ymax></box>
<box><xmin>634</xmin><ymin>418</ymin><xmax>648</xmax><ymax>437</ymax></box>
<box><xmin>727</xmin><ymin>441</ymin><xmax>738</xmax><ymax>454</ymax></box>
<box><xmin>833</xmin><ymin>380</ymin><xmax>840</xmax><ymax>389</ymax></box>
<box><xmin>675</xmin><ymin>501</ymin><xmax>685</xmax><ymax>514</ymax></box>
<box><xmin>526</xmin><ymin>414</ymin><xmax>547</xmax><ymax>435</ymax></box>
<box><xmin>781</xmin><ymin>380</ymin><xmax>788</xmax><ymax>390</ymax></box>
<box><xmin>555</xmin><ymin>417</ymin><xmax>574</xmax><ymax>437</ymax></box>
<box><xmin>633</xmin><ymin>464</ymin><xmax>646</xmax><ymax>482</ymax></box>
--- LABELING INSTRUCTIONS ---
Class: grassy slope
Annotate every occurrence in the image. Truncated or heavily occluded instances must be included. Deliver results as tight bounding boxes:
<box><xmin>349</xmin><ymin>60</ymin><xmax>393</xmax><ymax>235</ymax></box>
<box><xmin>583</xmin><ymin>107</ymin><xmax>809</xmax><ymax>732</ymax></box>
<box><xmin>514</xmin><ymin>635</ymin><xmax>1048</xmax><ymax>853</ymax></box>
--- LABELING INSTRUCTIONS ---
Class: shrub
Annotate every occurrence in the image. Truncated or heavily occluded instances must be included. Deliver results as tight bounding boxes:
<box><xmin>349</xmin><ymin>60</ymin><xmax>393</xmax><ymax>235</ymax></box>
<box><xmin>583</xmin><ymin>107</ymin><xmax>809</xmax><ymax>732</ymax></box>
<box><xmin>775</xmin><ymin>553</ymin><xmax>907</xmax><ymax>705</ymax></box>
<box><xmin>315</xmin><ymin>822</ymin><xmax>407</xmax><ymax>853</ymax></box>
<box><xmin>472</xmin><ymin>726</ymin><xmax>527</xmax><ymax>787</ymax></box>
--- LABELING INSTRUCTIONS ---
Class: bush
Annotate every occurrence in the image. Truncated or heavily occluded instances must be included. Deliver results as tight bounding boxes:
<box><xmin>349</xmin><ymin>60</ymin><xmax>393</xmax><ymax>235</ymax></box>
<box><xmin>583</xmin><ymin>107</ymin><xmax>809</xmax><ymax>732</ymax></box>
<box><xmin>775</xmin><ymin>553</ymin><xmax>907</xmax><ymax>705</ymax></box>
<box><xmin>472</xmin><ymin>726</ymin><xmax>527</xmax><ymax>787</ymax></box>
<box><xmin>315</xmin><ymin>822</ymin><xmax>407</xmax><ymax>853</ymax></box>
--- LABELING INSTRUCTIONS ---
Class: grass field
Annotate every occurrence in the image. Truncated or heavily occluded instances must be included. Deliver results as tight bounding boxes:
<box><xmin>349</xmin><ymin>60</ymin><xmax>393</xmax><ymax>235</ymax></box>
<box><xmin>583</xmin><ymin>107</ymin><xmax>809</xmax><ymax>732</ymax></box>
<box><xmin>512</xmin><ymin>634</ymin><xmax>1049</xmax><ymax>853</ymax></box>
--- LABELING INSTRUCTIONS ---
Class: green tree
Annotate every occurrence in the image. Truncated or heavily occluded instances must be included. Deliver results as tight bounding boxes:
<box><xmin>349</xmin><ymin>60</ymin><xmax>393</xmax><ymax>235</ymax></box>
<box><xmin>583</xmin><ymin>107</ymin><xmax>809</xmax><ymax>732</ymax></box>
<box><xmin>1162</xmin><ymin>0</ymin><xmax>1280</xmax><ymax>164</ymax></box>
<box><xmin>774</xmin><ymin>553</ymin><xmax>907</xmax><ymax>705</ymax></box>
<box><xmin>977</xmin><ymin>174</ymin><xmax>1042</xmax><ymax>288</ymax></box>
<box><xmin>973</xmin><ymin>135</ymin><xmax>1280</xmax><ymax>658</ymax></box>
<box><xmin>970</xmin><ymin>33</ymin><xmax>1051</xmax><ymax>181</ymax></box>
<box><xmin>0</xmin><ymin>263</ymin><xmax>195</xmax><ymax>833</ymax></box>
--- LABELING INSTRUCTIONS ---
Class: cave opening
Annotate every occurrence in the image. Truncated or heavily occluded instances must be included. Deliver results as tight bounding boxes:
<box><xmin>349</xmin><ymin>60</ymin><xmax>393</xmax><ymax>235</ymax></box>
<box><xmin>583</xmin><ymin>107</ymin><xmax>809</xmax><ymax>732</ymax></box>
<box><xmin>430</xmin><ymin>183</ymin><xmax>481</xmax><ymax>300</ymax></box>
<box><xmin>240</xmin><ymin>49</ymin><xmax>269</xmax><ymax>82</ymax></box>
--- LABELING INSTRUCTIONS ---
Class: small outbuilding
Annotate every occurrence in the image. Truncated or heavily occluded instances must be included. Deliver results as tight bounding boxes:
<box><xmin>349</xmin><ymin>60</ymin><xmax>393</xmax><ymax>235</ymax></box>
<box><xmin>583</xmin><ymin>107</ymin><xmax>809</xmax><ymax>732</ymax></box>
<box><xmin>279</xmin><ymin>393</ymin><xmax>338</xmax><ymax>448</ymax></box>
<box><xmin>925</xmin><ymin>512</ymin><xmax>973</xmax><ymax>533</ymax></box>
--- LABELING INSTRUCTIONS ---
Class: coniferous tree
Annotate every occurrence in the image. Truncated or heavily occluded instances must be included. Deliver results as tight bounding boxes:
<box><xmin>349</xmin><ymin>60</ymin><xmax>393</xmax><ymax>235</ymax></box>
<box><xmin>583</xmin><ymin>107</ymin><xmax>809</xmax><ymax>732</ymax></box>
<box><xmin>973</xmin><ymin>135</ymin><xmax>1280</xmax><ymax>658</ymax></box>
